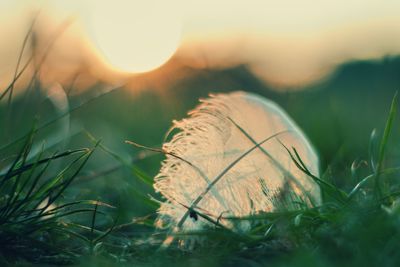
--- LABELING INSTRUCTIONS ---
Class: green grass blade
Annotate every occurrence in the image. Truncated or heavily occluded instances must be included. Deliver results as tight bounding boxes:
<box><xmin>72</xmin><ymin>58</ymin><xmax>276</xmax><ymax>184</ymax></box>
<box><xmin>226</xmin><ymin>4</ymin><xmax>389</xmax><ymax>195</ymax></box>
<box><xmin>374</xmin><ymin>91</ymin><xmax>398</xmax><ymax>198</ymax></box>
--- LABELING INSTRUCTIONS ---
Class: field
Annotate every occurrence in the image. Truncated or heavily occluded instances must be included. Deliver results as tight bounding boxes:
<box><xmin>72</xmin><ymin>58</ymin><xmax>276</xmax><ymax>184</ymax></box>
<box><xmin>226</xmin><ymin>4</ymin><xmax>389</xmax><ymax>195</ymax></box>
<box><xmin>1</xmin><ymin>55</ymin><xmax>400</xmax><ymax>266</ymax></box>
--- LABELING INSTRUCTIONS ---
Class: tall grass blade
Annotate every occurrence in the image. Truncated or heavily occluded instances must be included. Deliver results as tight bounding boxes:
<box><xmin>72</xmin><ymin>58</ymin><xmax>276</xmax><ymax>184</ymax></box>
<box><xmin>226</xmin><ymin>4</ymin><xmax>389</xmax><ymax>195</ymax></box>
<box><xmin>374</xmin><ymin>91</ymin><xmax>398</xmax><ymax>198</ymax></box>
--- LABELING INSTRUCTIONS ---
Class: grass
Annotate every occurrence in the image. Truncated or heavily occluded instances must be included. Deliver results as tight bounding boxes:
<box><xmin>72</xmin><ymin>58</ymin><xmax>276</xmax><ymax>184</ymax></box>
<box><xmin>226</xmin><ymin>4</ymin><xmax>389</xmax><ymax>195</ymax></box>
<box><xmin>2</xmin><ymin>85</ymin><xmax>400</xmax><ymax>266</ymax></box>
<box><xmin>1</xmin><ymin>24</ymin><xmax>400</xmax><ymax>266</ymax></box>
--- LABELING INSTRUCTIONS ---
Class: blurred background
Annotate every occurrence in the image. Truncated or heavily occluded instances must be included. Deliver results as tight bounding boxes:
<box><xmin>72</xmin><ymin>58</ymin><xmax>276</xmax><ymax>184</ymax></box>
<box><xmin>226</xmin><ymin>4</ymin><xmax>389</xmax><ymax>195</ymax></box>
<box><xmin>1</xmin><ymin>0</ymin><xmax>400</xmax><ymax>222</ymax></box>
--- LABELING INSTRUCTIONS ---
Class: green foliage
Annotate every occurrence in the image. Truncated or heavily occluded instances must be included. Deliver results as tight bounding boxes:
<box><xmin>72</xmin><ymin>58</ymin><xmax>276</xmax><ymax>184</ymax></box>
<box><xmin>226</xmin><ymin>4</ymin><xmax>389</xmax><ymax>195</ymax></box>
<box><xmin>2</xmin><ymin>80</ymin><xmax>400</xmax><ymax>266</ymax></box>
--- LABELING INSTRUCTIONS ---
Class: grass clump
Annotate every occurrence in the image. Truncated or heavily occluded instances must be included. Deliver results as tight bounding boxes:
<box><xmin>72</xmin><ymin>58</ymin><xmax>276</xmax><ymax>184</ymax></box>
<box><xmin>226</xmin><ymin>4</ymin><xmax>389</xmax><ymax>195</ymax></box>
<box><xmin>0</xmin><ymin>123</ymin><xmax>118</xmax><ymax>265</ymax></box>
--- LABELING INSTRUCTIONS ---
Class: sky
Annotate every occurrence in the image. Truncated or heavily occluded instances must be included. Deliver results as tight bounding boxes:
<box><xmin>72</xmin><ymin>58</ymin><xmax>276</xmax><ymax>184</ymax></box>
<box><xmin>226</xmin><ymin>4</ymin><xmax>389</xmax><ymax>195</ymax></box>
<box><xmin>1</xmin><ymin>0</ymin><xmax>400</xmax><ymax>92</ymax></box>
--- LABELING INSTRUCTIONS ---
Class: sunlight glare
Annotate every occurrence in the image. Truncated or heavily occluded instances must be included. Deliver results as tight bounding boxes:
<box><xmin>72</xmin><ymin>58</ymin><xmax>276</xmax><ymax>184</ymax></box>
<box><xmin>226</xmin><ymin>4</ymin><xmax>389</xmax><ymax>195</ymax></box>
<box><xmin>51</xmin><ymin>0</ymin><xmax>182</xmax><ymax>73</ymax></box>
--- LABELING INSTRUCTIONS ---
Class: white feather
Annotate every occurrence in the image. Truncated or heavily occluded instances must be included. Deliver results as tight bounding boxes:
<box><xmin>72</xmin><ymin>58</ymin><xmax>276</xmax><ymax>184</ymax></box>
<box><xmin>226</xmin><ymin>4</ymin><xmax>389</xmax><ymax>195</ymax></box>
<box><xmin>154</xmin><ymin>91</ymin><xmax>321</xmax><ymax>234</ymax></box>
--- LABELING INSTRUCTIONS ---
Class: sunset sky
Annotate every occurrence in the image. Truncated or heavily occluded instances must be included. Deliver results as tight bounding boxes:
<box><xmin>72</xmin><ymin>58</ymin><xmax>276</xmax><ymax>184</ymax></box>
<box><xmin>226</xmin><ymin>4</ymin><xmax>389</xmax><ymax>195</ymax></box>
<box><xmin>1</xmin><ymin>0</ymin><xmax>400</xmax><ymax>91</ymax></box>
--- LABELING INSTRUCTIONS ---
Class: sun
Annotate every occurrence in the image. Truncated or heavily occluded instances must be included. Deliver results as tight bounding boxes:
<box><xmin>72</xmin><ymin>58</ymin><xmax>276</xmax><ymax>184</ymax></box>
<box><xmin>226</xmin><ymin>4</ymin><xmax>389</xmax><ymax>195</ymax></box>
<box><xmin>51</xmin><ymin>0</ymin><xmax>182</xmax><ymax>73</ymax></box>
